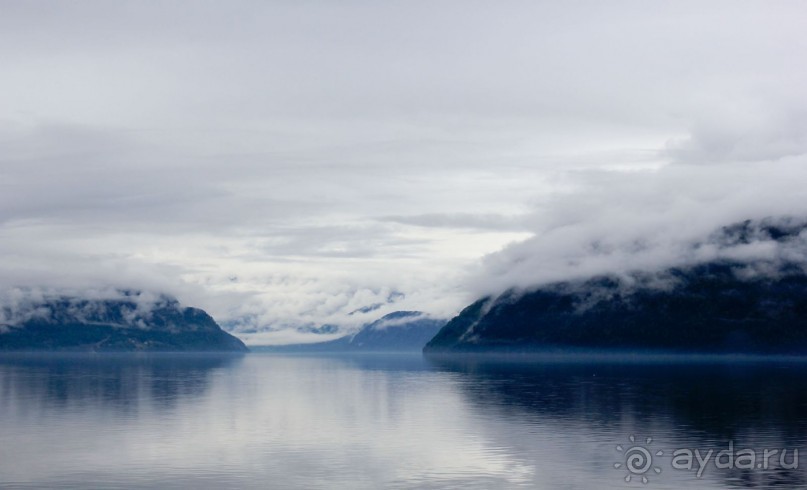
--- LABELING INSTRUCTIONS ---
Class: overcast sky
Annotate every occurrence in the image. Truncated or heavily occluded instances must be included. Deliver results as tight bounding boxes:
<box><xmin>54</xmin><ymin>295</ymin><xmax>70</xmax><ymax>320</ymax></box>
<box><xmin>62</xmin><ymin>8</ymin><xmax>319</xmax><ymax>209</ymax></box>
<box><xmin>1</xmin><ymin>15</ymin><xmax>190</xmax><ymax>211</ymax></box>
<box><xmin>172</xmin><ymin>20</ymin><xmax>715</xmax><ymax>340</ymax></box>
<box><xmin>2</xmin><ymin>1</ymin><xmax>806</xmax><ymax>343</ymax></box>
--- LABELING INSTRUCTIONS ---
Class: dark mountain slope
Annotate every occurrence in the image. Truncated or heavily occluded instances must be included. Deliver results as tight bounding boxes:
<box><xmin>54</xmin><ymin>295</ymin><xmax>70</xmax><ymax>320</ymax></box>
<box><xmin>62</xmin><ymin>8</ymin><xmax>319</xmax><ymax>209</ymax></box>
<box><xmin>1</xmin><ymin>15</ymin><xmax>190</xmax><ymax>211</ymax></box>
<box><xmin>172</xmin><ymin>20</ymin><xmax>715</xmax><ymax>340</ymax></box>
<box><xmin>0</xmin><ymin>292</ymin><xmax>247</xmax><ymax>352</ymax></box>
<box><xmin>425</xmin><ymin>219</ymin><xmax>807</xmax><ymax>354</ymax></box>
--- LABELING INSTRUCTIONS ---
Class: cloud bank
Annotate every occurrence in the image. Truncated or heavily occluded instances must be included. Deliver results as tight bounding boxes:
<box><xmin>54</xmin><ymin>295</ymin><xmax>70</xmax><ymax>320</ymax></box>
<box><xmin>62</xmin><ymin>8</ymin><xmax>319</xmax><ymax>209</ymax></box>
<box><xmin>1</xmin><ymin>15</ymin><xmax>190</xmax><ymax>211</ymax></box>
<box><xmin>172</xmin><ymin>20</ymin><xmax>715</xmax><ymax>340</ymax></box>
<box><xmin>1</xmin><ymin>1</ymin><xmax>806</xmax><ymax>342</ymax></box>
<box><xmin>473</xmin><ymin>158</ymin><xmax>807</xmax><ymax>297</ymax></box>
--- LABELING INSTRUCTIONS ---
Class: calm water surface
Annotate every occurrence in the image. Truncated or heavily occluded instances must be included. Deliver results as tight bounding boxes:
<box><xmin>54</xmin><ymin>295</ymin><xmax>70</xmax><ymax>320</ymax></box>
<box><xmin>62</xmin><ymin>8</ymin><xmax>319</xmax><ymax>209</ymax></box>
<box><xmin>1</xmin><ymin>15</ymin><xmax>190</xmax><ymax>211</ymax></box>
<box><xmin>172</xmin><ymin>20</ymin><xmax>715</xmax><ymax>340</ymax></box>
<box><xmin>2</xmin><ymin>352</ymin><xmax>807</xmax><ymax>489</ymax></box>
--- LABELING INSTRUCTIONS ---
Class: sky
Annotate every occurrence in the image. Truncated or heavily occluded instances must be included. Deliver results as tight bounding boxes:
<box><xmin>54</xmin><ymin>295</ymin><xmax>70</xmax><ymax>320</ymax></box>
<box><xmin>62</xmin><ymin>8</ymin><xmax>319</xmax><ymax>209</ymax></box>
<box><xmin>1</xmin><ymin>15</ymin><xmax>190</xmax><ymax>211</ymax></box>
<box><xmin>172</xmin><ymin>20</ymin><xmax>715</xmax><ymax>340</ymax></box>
<box><xmin>2</xmin><ymin>1</ymin><xmax>806</xmax><ymax>344</ymax></box>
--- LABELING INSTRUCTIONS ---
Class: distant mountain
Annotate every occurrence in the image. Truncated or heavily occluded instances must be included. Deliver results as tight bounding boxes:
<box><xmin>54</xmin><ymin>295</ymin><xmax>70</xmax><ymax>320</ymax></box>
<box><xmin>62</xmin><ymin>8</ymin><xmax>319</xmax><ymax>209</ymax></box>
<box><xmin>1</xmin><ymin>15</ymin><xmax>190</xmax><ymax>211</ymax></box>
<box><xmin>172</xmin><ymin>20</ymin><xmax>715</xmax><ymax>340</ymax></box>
<box><xmin>260</xmin><ymin>311</ymin><xmax>445</xmax><ymax>352</ymax></box>
<box><xmin>425</xmin><ymin>219</ymin><xmax>807</xmax><ymax>354</ymax></box>
<box><xmin>0</xmin><ymin>292</ymin><xmax>247</xmax><ymax>352</ymax></box>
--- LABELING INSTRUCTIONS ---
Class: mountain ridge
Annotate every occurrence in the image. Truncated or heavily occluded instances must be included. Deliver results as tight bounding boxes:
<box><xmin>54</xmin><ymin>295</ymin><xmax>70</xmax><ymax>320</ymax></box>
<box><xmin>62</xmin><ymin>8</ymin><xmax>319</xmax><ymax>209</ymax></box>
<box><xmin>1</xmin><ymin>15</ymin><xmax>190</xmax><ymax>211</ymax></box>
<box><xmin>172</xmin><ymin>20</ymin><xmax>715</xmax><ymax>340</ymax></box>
<box><xmin>425</xmin><ymin>219</ymin><xmax>807</xmax><ymax>354</ymax></box>
<box><xmin>258</xmin><ymin>311</ymin><xmax>445</xmax><ymax>352</ymax></box>
<box><xmin>0</xmin><ymin>292</ymin><xmax>247</xmax><ymax>352</ymax></box>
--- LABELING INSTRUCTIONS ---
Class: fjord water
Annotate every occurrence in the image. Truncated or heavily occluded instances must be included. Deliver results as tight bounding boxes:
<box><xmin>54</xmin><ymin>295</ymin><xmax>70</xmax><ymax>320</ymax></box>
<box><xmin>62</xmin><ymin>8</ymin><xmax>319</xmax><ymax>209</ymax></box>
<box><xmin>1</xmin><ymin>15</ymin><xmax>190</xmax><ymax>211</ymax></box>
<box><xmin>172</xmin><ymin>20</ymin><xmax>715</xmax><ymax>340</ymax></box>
<box><xmin>2</xmin><ymin>353</ymin><xmax>807</xmax><ymax>489</ymax></box>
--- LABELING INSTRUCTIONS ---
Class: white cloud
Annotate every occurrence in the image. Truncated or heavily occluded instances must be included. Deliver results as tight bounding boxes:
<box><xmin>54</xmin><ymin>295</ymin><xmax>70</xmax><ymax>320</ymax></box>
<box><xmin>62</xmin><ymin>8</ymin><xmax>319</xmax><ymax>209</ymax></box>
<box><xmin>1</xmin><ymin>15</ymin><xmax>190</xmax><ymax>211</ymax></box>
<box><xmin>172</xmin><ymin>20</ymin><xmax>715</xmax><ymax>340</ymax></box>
<box><xmin>472</xmin><ymin>159</ymin><xmax>807</xmax><ymax>296</ymax></box>
<box><xmin>1</xmin><ymin>1</ymin><xmax>806</xmax><ymax>342</ymax></box>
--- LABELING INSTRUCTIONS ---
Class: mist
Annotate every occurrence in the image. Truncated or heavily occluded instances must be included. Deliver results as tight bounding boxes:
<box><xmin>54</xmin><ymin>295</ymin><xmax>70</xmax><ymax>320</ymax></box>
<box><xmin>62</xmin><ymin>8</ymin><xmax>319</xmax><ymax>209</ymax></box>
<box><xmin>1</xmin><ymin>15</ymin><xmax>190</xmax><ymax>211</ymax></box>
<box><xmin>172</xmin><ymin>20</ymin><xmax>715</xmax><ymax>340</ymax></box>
<box><xmin>2</xmin><ymin>1</ymin><xmax>806</xmax><ymax>342</ymax></box>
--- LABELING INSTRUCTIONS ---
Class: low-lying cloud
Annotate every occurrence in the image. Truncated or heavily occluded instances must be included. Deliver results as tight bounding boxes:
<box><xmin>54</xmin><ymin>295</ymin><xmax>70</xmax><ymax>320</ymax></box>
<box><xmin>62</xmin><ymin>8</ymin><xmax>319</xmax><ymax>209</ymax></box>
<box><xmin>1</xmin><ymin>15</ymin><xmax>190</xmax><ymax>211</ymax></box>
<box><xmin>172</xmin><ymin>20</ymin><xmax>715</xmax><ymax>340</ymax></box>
<box><xmin>1</xmin><ymin>1</ymin><xmax>806</xmax><ymax>343</ymax></box>
<box><xmin>472</xmin><ymin>155</ymin><xmax>807</xmax><ymax>297</ymax></box>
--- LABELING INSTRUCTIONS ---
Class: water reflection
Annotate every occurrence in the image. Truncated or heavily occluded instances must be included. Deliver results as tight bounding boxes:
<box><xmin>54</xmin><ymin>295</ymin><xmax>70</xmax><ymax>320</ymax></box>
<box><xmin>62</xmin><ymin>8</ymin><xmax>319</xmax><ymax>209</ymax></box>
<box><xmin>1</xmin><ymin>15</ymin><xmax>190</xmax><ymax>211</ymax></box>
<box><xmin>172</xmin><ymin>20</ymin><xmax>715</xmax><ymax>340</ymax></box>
<box><xmin>0</xmin><ymin>353</ymin><xmax>244</xmax><ymax>411</ymax></box>
<box><xmin>1</xmin><ymin>353</ymin><xmax>807</xmax><ymax>489</ymax></box>
<box><xmin>426</xmin><ymin>354</ymin><xmax>807</xmax><ymax>488</ymax></box>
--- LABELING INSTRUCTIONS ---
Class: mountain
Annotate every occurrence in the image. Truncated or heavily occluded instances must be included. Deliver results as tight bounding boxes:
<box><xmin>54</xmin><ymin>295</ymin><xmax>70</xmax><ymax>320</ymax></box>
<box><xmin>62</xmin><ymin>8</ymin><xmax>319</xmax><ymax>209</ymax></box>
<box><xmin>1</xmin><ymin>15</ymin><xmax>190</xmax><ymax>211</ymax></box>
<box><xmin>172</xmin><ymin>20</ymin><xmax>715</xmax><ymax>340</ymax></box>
<box><xmin>260</xmin><ymin>311</ymin><xmax>445</xmax><ymax>352</ymax></box>
<box><xmin>425</xmin><ymin>220</ymin><xmax>807</xmax><ymax>354</ymax></box>
<box><xmin>0</xmin><ymin>292</ymin><xmax>248</xmax><ymax>352</ymax></box>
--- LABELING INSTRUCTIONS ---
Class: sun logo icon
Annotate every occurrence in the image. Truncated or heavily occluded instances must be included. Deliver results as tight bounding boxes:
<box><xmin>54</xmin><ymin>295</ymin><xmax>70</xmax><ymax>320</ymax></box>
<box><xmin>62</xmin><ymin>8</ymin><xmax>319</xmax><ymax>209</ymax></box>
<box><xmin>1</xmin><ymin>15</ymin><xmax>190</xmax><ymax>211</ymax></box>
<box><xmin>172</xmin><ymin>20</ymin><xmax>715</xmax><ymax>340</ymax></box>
<box><xmin>614</xmin><ymin>435</ymin><xmax>663</xmax><ymax>484</ymax></box>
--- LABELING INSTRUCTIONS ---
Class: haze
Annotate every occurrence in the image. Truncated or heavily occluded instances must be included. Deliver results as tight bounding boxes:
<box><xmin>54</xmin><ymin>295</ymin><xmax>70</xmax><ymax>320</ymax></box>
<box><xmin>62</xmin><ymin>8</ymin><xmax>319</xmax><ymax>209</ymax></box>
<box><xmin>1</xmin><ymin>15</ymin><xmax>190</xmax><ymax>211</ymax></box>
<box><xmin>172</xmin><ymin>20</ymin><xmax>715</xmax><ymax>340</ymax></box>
<box><xmin>2</xmin><ymin>1</ymin><xmax>806</xmax><ymax>344</ymax></box>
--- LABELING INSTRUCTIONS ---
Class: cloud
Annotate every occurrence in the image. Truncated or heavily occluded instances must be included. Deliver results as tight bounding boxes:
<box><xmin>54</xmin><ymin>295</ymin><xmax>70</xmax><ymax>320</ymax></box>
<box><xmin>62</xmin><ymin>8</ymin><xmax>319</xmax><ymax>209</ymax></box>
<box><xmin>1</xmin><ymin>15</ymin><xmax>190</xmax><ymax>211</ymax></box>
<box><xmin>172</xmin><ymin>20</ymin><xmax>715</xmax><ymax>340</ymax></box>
<box><xmin>1</xmin><ymin>1</ymin><xmax>806</xmax><ymax>342</ymax></box>
<box><xmin>379</xmin><ymin>213</ymin><xmax>530</xmax><ymax>232</ymax></box>
<box><xmin>666</xmin><ymin>108</ymin><xmax>807</xmax><ymax>165</ymax></box>
<box><xmin>0</xmin><ymin>287</ymin><xmax>177</xmax><ymax>327</ymax></box>
<box><xmin>471</xmin><ymin>158</ymin><xmax>807</xmax><ymax>297</ymax></box>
